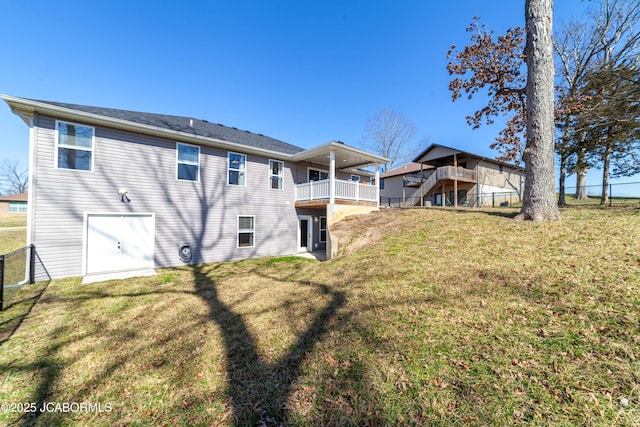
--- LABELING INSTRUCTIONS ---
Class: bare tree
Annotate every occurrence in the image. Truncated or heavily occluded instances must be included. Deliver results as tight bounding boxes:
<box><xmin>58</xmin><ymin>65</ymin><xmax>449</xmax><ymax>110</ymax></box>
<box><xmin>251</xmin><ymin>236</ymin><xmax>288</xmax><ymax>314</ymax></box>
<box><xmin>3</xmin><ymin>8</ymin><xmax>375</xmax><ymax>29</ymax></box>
<box><xmin>0</xmin><ymin>159</ymin><xmax>28</xmax><ymax>196</ymax></box>
<box><xmin>361</xmin><ymin>109</ymin><xmax>422</xmax><ymax>172</ymax></box>
<box><xmin>518</xmin><ymin>0</ymin><xmax>562</xmax><ymax>221</ymax></box>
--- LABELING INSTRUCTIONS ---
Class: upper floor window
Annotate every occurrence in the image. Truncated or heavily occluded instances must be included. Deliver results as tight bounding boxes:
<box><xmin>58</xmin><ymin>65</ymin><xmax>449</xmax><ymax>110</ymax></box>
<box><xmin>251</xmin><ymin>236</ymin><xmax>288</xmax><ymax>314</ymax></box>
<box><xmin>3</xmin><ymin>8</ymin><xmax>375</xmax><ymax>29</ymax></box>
<box><xmin>56</xmin><ymin>121</ymin><xmax>94</xmax><ymax>171</ymax></box>
<box><xmin>351</xmin><ymin>175</ymin><xmax>361</xmax><ymax>183</ymax></box>
<box><xmin>269</xmin><ymin>160</ymin><xmax>284</xmax><ymax>190</ymax></box>
<box><xmin>228</xmin><ymin>152</ymin><xmax>246</xmax><ymax>186</ymax></box>
<box><xmin>176</xmin><ymin>143</ymin><xmax>200</xmax><ymax>181</ymax></box>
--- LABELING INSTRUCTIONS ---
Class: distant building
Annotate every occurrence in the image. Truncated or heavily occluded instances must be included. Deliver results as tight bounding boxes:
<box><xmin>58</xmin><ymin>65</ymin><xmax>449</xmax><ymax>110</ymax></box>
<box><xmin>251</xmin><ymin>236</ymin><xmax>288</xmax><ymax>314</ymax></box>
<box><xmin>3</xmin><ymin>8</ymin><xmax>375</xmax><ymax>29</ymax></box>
<box><xmin>380</xmin><ymin>144</ymin><xmax>525</xmax><ymax>208</ymax></box>
<box><xmin>0</xmin><ymin>192</ymin><xmax>28</xmax><ymax>214</ymax></box>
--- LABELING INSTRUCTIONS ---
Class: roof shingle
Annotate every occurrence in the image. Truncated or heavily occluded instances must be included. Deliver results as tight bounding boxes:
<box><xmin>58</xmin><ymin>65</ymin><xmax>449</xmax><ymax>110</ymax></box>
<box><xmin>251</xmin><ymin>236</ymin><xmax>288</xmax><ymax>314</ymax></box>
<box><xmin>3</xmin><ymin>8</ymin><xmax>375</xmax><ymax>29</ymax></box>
<box><xmin>29</xmin><ymin>99</ymin><xmax>305</xmax><ymax>155</ymax></box>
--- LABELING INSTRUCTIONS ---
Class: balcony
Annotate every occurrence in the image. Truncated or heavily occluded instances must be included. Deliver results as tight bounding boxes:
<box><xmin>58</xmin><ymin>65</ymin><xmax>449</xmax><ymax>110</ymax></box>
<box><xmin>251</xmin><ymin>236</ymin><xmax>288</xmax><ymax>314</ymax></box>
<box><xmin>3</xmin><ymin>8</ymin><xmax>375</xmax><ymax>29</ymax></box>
<box><xmin>295</xmin><ymin>179</ymin><xmax>378</xmax><ymax>205</ymax></box>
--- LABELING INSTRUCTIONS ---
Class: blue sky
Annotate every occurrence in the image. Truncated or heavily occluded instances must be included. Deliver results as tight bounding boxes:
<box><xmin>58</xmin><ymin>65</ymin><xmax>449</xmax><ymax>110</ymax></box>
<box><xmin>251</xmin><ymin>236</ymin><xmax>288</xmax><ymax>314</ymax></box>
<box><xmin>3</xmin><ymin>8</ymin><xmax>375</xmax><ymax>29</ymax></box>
<box><xmin>0</xmin><ymin>0</ymin><xmax>636</xmax><ymax>192</ymax></box>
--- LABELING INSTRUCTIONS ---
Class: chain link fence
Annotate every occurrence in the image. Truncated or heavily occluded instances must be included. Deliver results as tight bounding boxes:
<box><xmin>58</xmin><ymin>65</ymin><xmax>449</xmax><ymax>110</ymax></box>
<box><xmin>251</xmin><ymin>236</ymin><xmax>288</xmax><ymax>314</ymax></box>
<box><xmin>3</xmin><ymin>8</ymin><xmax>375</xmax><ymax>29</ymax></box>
<box><xmin>1</xmin><ymin>244</ymin><xmax>36</xmax><ymax>310</ymax></box>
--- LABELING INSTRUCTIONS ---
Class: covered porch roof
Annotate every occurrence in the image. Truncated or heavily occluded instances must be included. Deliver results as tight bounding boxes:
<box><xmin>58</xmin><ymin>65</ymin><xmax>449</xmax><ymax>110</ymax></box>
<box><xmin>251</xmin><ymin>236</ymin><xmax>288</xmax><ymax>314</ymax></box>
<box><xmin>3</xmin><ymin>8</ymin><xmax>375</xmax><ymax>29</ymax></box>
<box><xmin>293</xmin><ymin>141</ymin><xmax>389</xmax><ymax>175</ymax></box>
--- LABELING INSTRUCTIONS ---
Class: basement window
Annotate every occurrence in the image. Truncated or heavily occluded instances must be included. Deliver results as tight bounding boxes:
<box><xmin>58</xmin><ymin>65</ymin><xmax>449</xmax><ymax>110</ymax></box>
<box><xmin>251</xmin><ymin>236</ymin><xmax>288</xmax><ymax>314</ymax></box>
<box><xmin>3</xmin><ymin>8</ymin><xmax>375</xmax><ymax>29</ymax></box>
<box><xmin>319</xmin><ymin>217</ymin><xmax>327</xmax><ymax>243</ymax></box>
<box><xmin>238</xmin><ymin>216</ymin><xmax>255</xmax><ymax>247</ymax></box>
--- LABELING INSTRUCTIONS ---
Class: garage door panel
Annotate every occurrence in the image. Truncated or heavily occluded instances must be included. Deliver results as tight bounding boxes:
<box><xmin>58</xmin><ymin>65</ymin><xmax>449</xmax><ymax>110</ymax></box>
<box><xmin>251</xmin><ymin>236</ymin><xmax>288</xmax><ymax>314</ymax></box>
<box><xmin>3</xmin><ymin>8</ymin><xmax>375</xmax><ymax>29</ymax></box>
<box><xmin>86</xmin><ymin>215</ymin><xmax>122</xmax><ymax>274</ymax></box>
<box><xmin>121</xmin><ymin>215</ymin><xmax>154</xmax><ymax>270</ymax></box>
<box><xmin>86</xmin><ymin>214</ymin><xmax>154</xmax><ymax>275</ymax></box>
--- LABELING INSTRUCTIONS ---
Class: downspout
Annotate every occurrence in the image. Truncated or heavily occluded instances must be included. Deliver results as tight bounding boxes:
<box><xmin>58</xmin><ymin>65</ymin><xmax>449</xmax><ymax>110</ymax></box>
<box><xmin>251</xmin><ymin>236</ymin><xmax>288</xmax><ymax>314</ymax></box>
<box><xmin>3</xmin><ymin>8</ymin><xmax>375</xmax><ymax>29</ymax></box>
<box><xmin>420</xmin><ymin>163</ymin><xmax>424</xmax><ymax>206</ymax></box>
<box><xmin>375</xmin><ymin>164</ymin><xmax>380</xmax><ymax>208</ymax></box>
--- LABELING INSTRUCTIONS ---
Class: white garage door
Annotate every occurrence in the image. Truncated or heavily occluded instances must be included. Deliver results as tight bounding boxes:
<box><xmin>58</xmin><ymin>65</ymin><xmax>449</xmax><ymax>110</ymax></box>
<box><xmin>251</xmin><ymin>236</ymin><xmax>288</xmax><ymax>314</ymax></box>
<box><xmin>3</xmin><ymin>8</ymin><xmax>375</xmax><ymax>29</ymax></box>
<box><xmin>86</xmin><ymin>214</ymin><xmax>154</xmax><ymax>275</ymax></box>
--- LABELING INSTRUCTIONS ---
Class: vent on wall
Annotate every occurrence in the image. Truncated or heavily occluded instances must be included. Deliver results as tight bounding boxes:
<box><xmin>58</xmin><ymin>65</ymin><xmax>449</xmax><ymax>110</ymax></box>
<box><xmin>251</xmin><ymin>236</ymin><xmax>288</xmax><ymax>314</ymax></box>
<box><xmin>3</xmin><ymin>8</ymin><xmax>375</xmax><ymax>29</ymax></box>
<box><xmin>179</xmin><ymin>243</ymin><xmax>192</xmax><ymax>263</ymax></box>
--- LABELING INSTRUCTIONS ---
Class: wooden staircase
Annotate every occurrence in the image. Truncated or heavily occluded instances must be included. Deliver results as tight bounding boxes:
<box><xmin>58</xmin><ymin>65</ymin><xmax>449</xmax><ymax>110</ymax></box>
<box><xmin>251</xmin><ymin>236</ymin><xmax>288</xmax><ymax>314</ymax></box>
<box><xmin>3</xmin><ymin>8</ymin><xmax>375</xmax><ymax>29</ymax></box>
<box><xmin>412</xmin><ymin>166</ymin><xmax>477</xmax><ymax>206</ymax></box>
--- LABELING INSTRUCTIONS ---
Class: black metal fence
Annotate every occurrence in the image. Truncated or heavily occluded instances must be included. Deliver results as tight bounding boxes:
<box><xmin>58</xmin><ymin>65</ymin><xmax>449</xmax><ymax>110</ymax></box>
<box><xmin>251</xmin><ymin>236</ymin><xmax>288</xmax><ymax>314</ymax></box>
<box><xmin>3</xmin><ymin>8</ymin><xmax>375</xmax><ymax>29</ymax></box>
<box><xmin>560</xmin><ymin>181</ymin><xmax>640</xmax><ymax>207</ymax></box>
<box><xmin>380</xmin><ymin>191</ymin><xmax>522</xmax><ymax>208</ymax></box>
<box><xmin>381</xmin><ymin>181</ymin><xmax>640</xmax><ymax>209</ymax></box>
<box><xmin>1</xmin><ymin>244</ymin><xmax>36</xmax><ymax>311</ymax></box>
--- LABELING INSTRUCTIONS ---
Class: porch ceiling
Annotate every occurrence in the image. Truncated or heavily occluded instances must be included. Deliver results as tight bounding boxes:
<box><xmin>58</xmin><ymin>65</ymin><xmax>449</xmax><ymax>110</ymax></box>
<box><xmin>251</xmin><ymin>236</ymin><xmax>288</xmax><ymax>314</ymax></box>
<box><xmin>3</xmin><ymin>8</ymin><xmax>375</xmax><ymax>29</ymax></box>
<box><xmin>293</xmin><ymin>141</ymin><xmax>389</xmax><ymax>174</ymax></box>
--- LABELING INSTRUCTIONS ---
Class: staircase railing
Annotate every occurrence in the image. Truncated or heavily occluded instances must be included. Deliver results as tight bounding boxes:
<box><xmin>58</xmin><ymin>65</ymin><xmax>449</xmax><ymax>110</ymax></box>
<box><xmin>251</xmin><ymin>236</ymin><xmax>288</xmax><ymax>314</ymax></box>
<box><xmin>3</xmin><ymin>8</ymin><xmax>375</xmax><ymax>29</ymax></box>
<box><xmin>412</xmin><ymin>166</ymin><xmax>477</xmax><ymax>206</ymax></box>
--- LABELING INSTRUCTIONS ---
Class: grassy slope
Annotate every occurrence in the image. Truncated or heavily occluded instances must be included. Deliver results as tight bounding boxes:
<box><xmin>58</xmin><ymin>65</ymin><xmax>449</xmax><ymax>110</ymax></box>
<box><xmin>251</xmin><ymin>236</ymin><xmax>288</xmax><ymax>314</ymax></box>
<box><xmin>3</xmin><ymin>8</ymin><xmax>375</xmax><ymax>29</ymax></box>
<box><xmin>0</xmin><ymin>208</ymin><xmax>638</xmax><ymax>425</ymax></box>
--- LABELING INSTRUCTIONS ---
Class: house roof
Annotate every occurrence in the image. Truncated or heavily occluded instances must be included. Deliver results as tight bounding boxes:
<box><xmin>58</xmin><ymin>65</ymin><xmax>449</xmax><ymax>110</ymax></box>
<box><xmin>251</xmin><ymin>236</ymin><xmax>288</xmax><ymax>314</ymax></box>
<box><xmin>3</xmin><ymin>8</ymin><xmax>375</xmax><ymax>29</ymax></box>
<box><xmin>380</xmin><ymin>162</ymin><xmax>434</xmax><ymax>179</ymax></box>
<box><xmin>0</xmin><ymin>192</ymin><xmax>27</xmax><ymax>202</ymax></box>
<box><xmin>27</xmin><ymin>98</ymin><xmax>305</xmax><ymax>155</ymax></box>
<box><xmin>2</xmin><ymin>95</ymin><xmax>389</xmax><ymax>168</ymax></box>
<box><xmin>413</xmin><ymin>143</ymin><xmax>523</xmax><ymax>170</ymax></box>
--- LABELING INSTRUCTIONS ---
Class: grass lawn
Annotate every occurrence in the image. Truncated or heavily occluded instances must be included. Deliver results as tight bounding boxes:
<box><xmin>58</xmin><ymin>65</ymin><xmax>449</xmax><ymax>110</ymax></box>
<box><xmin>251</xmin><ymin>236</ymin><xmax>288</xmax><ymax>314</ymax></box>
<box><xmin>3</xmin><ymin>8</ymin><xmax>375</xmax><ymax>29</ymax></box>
<box><xmin>563</xmin><ymin>195</ymin><xmax>640</xmax><ymax>207</ymax></box>
<box><xmin>0</xmin><ymin>214</ymin><xmax>27</xmax><ymax>229</ymax></box>
<box><xmin>0</xmin><ymin>214</ymin><xmax>27</xmax><ymax>254</ymax></box>
<box><xmin>0</xmin><ymin>207</ymin><xmax>639</xmax><ymax>425</ymax></box>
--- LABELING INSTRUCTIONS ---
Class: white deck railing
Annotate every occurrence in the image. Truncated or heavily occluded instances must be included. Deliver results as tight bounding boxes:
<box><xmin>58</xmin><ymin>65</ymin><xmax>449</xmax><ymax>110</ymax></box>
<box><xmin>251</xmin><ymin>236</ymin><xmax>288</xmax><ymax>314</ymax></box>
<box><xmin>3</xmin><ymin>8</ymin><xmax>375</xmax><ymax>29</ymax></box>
<box><xmin>295</xmin><ymin>179</ymin><xmax>378</xmax><ymax>202</ymax></box>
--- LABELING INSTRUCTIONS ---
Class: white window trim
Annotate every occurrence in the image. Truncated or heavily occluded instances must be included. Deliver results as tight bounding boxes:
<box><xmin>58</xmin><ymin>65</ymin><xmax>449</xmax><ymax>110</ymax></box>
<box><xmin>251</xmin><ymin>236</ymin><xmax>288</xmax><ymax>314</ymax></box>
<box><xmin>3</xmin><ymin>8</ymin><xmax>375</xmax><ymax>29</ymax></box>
<box><xmin>307</xmin><ymin>167</ymin><xmax>329</xmax><ymax>182</ymax></box>
<box><xmin>8</xmin><ymin>201</ymin><xmax>27</xmax><ymax>214</ymax></box>
<box><xmin>176</xmin><ymin>142</ymin><xmax>200</xmax><ymax>182</ymax></box>
<box><xmin>350</xmin><ymin>174</ymin><xmax>361</xmax><ymax>183</ymax></box>
<box><xmin>228</xmin><ymin>151</ymin><xmax>247</xmax><ymax>187</ymax></box>
<box><xmin>54</xmin><ymin>120</ymin><xmax>95</xmax><ymax>172</ymax></box>
<box><xmin>237</xmin><ymin>215</ymin><xmax>255</xmax><ymax>248</ymax></box>
<box><xmin>319</xmin><ymin>216</ymin><xmax>327</xmax><ymax>243</ymax></box>
<box><xmin>269</xmin><ymin>159</ymin><xmax>284</xmax><ymax>190</ymax></box>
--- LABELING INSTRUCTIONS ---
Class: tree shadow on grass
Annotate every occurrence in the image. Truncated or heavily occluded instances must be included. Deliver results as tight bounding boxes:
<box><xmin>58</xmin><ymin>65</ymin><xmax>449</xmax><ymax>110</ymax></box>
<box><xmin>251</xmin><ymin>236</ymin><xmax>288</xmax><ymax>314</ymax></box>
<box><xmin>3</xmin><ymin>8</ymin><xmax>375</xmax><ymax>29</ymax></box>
<box><xmin>191</xmin><ymin>263</ymin><xmax>346</xmax><ymax>425</ymax></box>
<box><xmin>450</xmin><ymin>208</ymin><xmax>521</xmax><ymax>219</ymax></box>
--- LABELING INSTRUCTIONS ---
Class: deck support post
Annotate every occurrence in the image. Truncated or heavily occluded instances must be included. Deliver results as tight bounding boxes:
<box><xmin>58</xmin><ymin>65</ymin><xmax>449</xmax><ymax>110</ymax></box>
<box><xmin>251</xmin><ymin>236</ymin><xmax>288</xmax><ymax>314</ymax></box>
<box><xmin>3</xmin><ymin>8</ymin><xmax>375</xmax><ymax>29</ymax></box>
<box><xmin>329</xmin><ymin>150</ymin><xmax>335</xmax><ymax>204</ymax></box>
<box><xmin>375</xmin><ymin>164</ymin><xmax>381</xmax><ymax>207</ymax></box>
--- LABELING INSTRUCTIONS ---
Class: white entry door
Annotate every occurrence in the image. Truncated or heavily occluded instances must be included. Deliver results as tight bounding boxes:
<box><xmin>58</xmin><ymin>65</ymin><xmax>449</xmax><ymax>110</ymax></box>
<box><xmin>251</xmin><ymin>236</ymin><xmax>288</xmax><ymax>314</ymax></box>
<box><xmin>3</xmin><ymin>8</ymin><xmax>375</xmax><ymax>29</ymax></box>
<box><xmin>86</xmin><ymin>214</ymin><xmax>154</xmax><ymax>274</ymax></box>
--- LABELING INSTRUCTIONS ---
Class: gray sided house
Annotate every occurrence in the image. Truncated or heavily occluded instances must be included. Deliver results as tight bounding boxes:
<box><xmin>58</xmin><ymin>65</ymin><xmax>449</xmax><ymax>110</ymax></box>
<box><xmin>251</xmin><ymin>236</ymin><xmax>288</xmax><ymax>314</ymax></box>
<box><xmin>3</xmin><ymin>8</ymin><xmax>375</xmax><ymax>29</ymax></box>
<box><xmin>2</xmin><ymin>95</ymin><xmax>387</xmax><ymax>282</ymax></box>
<box><xmin>380</xmin><ymin>144</ymin><xmax>524</xmax><ymax>208</ymax></box>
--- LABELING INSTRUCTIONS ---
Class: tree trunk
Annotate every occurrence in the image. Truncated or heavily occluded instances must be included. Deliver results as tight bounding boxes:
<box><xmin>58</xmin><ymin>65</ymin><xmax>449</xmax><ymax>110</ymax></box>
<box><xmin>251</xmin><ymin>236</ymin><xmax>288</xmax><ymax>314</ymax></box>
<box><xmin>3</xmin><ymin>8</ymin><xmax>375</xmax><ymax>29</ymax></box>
<box><xmin>558</xmin><ymin>151</ymin><xmax>567</xmax><ymax>207</ymax></box>
<box><xmin>575</xmin><ymin>141</ymin><xmax>589</xmax><ymax>200</ymax></box>
<box><xmin>518</xmin><ymin>0</ymin><xmax>562</xmax><ymax>221</ymax></box>
<box><xmin>575</xmin><ymin>169</ymin><xmax>588</xmax><ymax>199</ymax></box>
<box><xmin>600</xmin><ymin>144</ymin><xmax>611</xmax><ymax>205</ymax></box>
<box><xmin>557</xmin><ymin>122</ymin><xmax>570</xmax><ymax>207</ymax></box>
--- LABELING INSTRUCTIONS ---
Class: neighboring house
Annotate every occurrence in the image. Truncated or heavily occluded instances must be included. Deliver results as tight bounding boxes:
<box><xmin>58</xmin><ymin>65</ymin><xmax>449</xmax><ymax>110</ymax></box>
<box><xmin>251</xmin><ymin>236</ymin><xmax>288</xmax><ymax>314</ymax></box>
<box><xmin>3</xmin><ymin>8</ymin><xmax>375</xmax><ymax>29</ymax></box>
<box><xmin>2</xmin><ymin>95</ymin><xmax>387</xmax><ymax>282</ymax></box>
<box><xmin>0</xmin><ymin>192</ymin><xmax>28</xmax><ymax>215</ymax></box>
<box><xmin>381</xmin><ymin>144</ymin><xmax>524</xmax><ymax>208</ymax></box>
<box><xmin>379</xmin><ymin>163</ymin><xmax>434</xmax><ymax>207</ymax></box>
